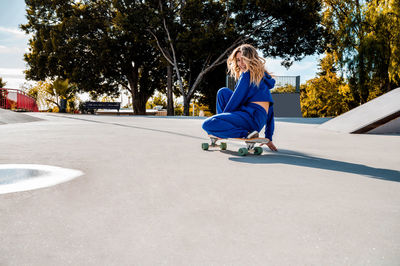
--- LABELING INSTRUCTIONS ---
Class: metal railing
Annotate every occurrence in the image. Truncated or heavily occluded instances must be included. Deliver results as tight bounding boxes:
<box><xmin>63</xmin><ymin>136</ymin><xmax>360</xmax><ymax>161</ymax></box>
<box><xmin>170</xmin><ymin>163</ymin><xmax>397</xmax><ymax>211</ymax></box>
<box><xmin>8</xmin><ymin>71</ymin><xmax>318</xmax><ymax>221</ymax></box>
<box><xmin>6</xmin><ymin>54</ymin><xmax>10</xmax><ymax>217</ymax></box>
<box><xmin>226</xmin><ymin>75</ymin><xmax>300</xmax><ymax>92</ymax></box>
<box><xmin>0</xmin><ymin>88</ymin><xmax>39</xmax><ymax>112</ymax></box>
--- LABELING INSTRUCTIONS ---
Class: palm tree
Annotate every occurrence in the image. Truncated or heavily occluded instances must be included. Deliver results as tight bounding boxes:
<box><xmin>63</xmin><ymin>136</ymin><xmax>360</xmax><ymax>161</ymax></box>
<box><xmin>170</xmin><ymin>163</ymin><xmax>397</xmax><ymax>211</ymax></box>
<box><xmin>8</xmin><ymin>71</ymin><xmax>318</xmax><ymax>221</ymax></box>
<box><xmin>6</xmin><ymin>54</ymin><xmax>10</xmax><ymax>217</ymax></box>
<box><xmin>27</xmin><ymin>79</ymin><xmax>78</xmax><ymax>112</ymax></box>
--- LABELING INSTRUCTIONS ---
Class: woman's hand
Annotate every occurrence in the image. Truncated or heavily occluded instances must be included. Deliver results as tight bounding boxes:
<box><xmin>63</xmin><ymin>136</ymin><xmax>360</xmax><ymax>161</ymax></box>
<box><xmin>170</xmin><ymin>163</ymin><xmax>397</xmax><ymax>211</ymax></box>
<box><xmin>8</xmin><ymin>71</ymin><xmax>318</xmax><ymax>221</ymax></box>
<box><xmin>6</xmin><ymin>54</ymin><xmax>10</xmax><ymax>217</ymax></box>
<box><xmin>261</xmin><ymin>141</ymin><xmax>278</xmax><ymax>151</ymax></box>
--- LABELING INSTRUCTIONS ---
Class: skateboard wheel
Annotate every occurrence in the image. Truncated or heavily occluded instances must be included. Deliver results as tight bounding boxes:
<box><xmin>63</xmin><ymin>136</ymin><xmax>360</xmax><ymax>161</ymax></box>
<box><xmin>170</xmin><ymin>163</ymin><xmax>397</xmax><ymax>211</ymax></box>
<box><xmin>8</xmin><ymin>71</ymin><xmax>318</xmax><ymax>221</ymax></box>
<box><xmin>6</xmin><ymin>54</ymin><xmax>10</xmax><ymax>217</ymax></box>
<box><xmin>220</xmin><ymin>142</ymin><xmax>227</xmax><ymax>150</ymax></box>
<box><xmin>238</xmin><ymin>148</ymin><xmax>248</xmax><ymax>156</ymax></box>
<box><xmin>254</xmin><ymin>147</ymin><xmax>263</xmax><ymax>155</ymax></box>
<box><xmin>202</xmin><ymin>143</ymin><xmax>209</xmax><ymax>150</ymax></box>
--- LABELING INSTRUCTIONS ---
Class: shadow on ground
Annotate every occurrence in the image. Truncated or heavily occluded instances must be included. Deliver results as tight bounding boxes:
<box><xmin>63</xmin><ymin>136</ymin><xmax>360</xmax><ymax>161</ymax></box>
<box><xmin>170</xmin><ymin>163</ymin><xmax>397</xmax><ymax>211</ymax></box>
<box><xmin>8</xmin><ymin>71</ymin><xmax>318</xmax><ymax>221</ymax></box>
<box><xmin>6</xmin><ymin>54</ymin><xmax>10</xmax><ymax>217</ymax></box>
<box><xmin>226</xmin><ymin>149</ymin><xmax>400</xmax><ymax>183</ymax></box>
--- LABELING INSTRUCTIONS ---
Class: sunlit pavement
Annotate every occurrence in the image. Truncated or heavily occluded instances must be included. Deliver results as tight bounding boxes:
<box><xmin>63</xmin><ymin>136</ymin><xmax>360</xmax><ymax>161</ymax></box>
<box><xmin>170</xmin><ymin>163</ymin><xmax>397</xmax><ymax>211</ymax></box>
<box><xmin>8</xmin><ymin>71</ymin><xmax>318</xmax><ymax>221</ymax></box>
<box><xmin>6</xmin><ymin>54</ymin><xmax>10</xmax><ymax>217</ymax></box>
<box><xmin>0</xmin><ymin>113</ymin><xmax>399</xmax><ymax>265</ymax></box>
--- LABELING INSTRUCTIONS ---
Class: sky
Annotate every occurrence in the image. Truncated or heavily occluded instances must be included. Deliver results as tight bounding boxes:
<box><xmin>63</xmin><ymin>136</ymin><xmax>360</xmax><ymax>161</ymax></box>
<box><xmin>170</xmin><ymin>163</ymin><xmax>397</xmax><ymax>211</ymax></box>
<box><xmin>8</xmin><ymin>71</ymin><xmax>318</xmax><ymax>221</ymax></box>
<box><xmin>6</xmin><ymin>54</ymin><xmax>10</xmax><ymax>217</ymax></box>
<box><xmin>0</xmin><ymin>0</ymin><xmax>322</xmax><ymax>92</ymax></box>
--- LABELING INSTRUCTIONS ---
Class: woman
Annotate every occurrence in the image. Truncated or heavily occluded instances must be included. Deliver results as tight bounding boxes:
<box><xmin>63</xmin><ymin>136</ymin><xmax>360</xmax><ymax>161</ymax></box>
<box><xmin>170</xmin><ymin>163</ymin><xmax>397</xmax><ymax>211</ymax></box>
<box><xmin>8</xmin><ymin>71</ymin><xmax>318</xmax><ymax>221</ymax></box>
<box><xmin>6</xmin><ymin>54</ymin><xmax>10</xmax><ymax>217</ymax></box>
<box><xmin>202</xmin><ymin>44</ymin><xmax>278</xmax><ymax>151</ymax></box>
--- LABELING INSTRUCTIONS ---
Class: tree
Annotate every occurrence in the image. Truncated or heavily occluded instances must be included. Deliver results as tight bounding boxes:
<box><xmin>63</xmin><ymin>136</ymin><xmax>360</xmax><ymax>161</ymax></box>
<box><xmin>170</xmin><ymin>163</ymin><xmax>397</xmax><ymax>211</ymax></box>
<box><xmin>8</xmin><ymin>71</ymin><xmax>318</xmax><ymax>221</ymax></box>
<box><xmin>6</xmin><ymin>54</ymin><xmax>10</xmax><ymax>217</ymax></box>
<box><xmin>322</xmin><ymin>0</ymin><xmax>367</xmax><ymax>104</ymax></box>
<box><xmin>231</xmin><ymin>0</ymin><xmax>326</xmax><ymax>66</ymax></box>
<box><xmin>271</xmin><ymin>84</ymin><xmax>297</xmax><ymax>94</ymax></box>
<box><xmin>22</xmin><ymin>0</ymin><xmax>326</xmax><ymax>116</ymax></box>
<box><xmin>26</xmin><ymin>79</ymin><xmax>78</xmax><ymax>112</ymax></box>
<box><xmin>148</xmin><ymin>0</ymin><xmax>237</xmax><ymax>115</ymax></box>
<box><xmin>150</xmin><ymin>0</ymin><xmax>326</xmax><ymax>115</ymax></box>
<box><xmin>26</xmin><ymin>81</ymin><xmax>51</xmax><ymax>111</ymax></box>
<box><xmin>197</xmin><ymin>64</ymin><xmax>226</xmax><ymax>114</ymax></box>
<box><xmin>52</xmin><ymin>78</ymin><xmax>78</xmax><ymax>112</ymax></box>
<box><xmin>322</xmin><ymin>0</ymin><xmax>400</xmax><ymax>105</ymax></box>
<box><xmin>301</xmin><ymin>53</ymin><xmax>353</xmax><ymax>117</ymax></box>
<box><xmin>363</xmin><ymin>0</ymin><xmax>400</xmax><ymax>98</ymax></box>
<box><xmin>146</xmin><ymin>92</ymin><xmax>167</xmax><ymax>109</ymax></box>
<box><xmin>0</xmin><ymin>77</ymin><xmax>6</xmax><ymax>88</ymax></box>
<box><xmin>22</xmin><ymin>0</ymin><xmax>165</xmax><ymax>115</ymax></box>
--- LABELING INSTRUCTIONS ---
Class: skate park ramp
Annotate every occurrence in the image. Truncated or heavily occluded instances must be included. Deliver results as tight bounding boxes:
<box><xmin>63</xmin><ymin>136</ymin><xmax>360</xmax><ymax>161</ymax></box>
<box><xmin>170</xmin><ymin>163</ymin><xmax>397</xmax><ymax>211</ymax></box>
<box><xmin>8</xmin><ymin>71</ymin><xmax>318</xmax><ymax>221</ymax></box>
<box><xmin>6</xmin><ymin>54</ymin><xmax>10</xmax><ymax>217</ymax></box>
<box><xmin>0</xmin><ymin>108</ymin><xmax>43</xmax><ymax>125</ymax></box>
<box><xmin>319</xmin><ymin>87</ymin><xmax>400</xmax><ymax>134</ymax></box>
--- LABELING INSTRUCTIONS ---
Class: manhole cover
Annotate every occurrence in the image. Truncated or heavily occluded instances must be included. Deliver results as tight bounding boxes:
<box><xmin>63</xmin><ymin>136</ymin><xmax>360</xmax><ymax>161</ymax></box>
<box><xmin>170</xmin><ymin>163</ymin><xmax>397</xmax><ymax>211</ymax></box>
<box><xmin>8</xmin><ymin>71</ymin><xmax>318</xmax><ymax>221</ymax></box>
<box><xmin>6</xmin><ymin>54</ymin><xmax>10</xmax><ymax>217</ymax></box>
<box><xmin>0</xmin><ymin>164</ymin><xmax>83</xmax><ymax>194</ymax></box>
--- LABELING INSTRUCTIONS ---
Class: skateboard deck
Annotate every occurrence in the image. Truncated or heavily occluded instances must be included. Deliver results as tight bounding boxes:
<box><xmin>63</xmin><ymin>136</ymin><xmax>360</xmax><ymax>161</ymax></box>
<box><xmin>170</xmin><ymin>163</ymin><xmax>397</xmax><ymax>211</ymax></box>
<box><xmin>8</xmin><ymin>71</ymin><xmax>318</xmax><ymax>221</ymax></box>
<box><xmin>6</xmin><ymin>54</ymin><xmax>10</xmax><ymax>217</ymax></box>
<box><xmin>201</xmin><ymin>136</ymin><xmax>270</xmax><ymax>156</ymax></box>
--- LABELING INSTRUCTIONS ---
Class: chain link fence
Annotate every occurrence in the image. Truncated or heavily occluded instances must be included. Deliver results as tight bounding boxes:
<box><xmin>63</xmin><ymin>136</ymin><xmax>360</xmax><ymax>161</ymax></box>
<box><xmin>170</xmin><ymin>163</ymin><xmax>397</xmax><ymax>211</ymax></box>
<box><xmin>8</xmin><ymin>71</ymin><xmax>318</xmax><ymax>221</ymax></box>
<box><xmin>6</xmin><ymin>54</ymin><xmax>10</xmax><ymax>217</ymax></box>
<box><xmin>226</xmin><ymin>75</ymin><xmax>300</xmax><ymax>92</ymax></box>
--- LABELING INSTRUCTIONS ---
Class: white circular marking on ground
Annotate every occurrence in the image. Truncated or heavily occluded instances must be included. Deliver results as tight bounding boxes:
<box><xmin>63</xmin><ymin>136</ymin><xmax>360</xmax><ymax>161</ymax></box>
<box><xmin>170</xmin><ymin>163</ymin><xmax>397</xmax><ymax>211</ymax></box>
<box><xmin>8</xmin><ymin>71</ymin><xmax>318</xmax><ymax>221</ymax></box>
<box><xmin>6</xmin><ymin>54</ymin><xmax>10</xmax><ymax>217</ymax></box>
<box><xmin>0</xmin><ymin>164</ymin><xmax>83</xmax><ymax>195</ymax></box>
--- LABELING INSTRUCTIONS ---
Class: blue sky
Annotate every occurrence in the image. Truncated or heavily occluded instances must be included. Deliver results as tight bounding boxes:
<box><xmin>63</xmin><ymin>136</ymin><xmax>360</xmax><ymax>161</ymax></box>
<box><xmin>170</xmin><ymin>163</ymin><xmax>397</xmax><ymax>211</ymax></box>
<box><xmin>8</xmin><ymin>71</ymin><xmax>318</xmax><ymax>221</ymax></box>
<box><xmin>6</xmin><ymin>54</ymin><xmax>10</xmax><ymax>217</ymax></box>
<box><xmin>0</xmin><ymin>0</ymin><xmax>31</xmax><ymax>89</ymax></box>
<box><xmin>0</xmin><ymin>0</ymin><xmax>322</xmax><ymax>90</ymax></box>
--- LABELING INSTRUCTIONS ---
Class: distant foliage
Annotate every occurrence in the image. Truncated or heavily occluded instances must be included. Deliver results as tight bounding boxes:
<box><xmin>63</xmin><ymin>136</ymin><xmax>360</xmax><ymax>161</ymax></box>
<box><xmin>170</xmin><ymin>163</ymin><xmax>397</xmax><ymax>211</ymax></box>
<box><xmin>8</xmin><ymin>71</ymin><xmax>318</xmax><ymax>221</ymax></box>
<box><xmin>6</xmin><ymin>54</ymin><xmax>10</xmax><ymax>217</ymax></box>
<box><xmin>322</xmin><ymin>0</ymin><xmax>400</xmax><ymax>104</ymax></box>
<box><xmin>26</xmin><ymin>79</ymin><xmax>78</xmax><ymax>112</ymax></box>
<box><xmin>26</xmin><ymin>81</ymin><xmax>53</xmax><ymax>111</ymax></box>
<box><xmin>271</xmin><ymin>84</ymin><xmax>297</xmax><ymax>94</ymax></box>
<box><xmin>301</xmin><ymin>53</ymin><xmax>353</xmax><ymax>117</ymax></box>
<box><xmin>0</xmin><ymin>77</ymin><xmax>6</xmax><ymax>88</ymax></box>
<box><xmin>300</xmin><ymin>0</ymin><xmax>400</xmax><ymax>117</ymax></box>
<box><xmin>146</xmin><ymin>93</ymin><xmax>167</xmax><ymax>110</ymax></box>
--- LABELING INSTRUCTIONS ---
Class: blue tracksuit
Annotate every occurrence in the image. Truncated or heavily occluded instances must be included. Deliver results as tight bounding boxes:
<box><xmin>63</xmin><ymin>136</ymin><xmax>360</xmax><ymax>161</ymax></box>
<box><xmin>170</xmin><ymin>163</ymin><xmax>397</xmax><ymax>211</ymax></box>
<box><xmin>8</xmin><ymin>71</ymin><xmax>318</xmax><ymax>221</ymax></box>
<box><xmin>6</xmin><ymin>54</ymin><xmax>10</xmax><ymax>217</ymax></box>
<box><xmin>202</xmin><ymin>71</ymin><xmax>275</xmax><ymax>140</ymax></box>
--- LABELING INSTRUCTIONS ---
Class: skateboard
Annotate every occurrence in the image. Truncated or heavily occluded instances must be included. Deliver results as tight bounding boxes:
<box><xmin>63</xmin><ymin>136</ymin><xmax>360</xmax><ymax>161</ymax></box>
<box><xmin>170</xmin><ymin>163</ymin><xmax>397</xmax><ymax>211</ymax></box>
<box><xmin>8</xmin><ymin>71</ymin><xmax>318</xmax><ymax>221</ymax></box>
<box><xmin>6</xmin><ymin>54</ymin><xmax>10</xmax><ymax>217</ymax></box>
<box><xmin>201</xmin><ymin>136</ymin><xmax>270</xmax><ymax>156</ymax></box>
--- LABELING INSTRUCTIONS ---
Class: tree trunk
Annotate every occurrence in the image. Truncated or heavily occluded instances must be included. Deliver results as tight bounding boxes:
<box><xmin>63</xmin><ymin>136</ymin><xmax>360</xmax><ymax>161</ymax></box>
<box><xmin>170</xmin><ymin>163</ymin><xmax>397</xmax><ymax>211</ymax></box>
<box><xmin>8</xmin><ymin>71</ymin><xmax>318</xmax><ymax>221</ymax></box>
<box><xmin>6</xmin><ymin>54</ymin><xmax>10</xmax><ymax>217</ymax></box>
<box><xmin>167</xmin><ymin>65</ymin><xmax>174</xmax><ymax>116</ymax></box>
<box><xmin>183</xmin><ymin>96</ymin><xmax>190</xmax><ymax>116</ymax></box>
<box><xmin>127</xmin><ymin>64</ymin><xmax>146</xmax><ymax>115</ymax></box>
<box><xmin>359</xmin><ymin>53</ymin><xmax>369</xmax><ymax>104</ymax></box>
<box><xmin>133</xmin><ymin>95</ymin><xmax>147</xmax><ymax>115</ymax></box>
<box><xmin>383</xmin><ymin>48</ymin><xmax>391</xmax><ymax>93</ymax></box>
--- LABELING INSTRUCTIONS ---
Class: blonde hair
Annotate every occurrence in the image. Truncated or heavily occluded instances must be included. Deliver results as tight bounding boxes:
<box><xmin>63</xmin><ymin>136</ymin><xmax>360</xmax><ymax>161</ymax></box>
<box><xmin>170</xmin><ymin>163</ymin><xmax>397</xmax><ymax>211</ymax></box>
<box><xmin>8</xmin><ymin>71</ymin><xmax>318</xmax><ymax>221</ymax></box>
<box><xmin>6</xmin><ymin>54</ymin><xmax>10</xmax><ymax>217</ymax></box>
<box><xmin>227</xmin><ymin>44</ymin><xmax>268</xmax><ymax>86</ymax></box>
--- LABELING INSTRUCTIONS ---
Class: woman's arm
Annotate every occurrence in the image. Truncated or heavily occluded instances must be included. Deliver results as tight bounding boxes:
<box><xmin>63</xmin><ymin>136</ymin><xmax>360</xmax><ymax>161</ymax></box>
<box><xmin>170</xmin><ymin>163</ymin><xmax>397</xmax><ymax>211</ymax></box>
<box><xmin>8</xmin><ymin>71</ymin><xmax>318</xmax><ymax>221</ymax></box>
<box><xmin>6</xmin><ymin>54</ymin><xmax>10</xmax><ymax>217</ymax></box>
<box><xmin>223</xmin><ymin>71</ymin><xmax>250</xmax><ymax>113</ymax></box>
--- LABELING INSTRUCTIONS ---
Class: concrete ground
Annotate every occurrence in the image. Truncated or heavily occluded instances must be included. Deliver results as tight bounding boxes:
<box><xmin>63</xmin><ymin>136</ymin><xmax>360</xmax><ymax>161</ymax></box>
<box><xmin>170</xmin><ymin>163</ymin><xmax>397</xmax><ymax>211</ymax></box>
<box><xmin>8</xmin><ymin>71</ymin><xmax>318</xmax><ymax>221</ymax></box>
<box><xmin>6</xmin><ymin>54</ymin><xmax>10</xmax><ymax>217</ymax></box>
<box><xmin>0</xmin><ymin>112</ymin><xmax>399</xmax><ymax>265</ymax></box>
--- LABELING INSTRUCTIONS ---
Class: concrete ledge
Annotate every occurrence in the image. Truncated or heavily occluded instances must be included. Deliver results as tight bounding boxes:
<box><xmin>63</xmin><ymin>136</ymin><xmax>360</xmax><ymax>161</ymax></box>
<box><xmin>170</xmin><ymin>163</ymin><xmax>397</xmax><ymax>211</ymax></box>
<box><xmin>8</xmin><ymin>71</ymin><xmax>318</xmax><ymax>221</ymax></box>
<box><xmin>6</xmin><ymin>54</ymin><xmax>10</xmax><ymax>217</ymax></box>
<box><xmin>319</xmin><ymin>87</ymin><xmax>400</xmax><ymax>133</ymax></box>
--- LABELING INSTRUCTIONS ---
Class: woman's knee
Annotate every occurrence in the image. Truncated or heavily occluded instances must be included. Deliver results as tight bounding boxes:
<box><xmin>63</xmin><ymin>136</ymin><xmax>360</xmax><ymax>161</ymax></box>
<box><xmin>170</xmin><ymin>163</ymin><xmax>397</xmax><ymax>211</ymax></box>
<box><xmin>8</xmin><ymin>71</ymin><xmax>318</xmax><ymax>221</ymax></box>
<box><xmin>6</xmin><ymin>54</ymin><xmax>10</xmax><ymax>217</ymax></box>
<box><xmin>203</xmin><ymin>116</ymin><xmax>222</xmax><ymax>132</ymax></box>
<box><xmin>216</xmin><ymin>88</ymin><xmax>233</xmax><ymax>113</ymax></box>
<box><xmin>217</xmin><ymin>87</ymin><xmax>232</xmax><ymax>98</ymax></box>
<box><xmin>202</xmin><ymin>117</ymin><xmax>213</xmax><ymax>131</ymax></box>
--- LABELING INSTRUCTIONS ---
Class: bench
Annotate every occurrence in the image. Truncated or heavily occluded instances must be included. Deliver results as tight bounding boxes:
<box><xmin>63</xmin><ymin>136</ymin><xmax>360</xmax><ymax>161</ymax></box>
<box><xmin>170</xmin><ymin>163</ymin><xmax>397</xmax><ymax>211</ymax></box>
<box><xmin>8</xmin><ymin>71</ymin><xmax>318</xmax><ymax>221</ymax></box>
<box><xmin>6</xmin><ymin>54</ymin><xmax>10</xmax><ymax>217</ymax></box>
<box><xmin>82</xmin><ymin>102</ymin><xmax>121</xmax><ymax>114</ymax></box>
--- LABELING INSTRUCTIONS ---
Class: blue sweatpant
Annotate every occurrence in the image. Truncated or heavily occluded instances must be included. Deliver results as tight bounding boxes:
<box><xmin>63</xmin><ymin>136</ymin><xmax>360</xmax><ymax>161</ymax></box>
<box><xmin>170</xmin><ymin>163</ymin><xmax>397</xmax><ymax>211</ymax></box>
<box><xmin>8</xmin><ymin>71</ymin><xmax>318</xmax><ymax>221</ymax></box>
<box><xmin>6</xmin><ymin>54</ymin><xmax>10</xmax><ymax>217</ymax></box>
<box><xmin>202</xmin><ymin>87</ymin><xmax>267</xmax><ymax>139</ymax></box>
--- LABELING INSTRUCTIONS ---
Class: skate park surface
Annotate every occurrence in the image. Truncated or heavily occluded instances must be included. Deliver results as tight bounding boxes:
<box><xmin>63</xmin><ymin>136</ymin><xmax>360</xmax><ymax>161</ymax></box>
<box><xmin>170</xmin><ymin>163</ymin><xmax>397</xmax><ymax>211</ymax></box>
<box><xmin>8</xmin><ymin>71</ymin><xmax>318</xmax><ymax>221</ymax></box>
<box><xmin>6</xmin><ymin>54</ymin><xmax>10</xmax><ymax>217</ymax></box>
<box><xmin>0</xmin><ymin>111</ymin><xmax>399</xmax><ymax>265</ymax></box>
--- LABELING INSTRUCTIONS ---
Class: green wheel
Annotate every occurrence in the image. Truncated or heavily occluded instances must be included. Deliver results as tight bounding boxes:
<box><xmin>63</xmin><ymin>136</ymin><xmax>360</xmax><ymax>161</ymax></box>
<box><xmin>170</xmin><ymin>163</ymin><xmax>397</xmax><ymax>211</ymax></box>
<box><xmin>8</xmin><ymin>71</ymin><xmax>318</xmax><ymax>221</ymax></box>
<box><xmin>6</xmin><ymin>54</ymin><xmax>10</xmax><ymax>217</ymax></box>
<box><xmin>202</xmin><ymin>143</ymin><xmax>209</xmax><ymax>150</ymax></box>
<box><xmin>220</xmin><ymin>142</ymin><xmax>227</xmax><ymax>150</ymax></box>
<box><xmin>254</xmin><ymin>147</ymin><xmax>263</xmax><ymax>155</ymax></box>
<box><xmin>238</xmin><ymin>147</ymin><xmax>248</xmax><ymax>156</ymax></box>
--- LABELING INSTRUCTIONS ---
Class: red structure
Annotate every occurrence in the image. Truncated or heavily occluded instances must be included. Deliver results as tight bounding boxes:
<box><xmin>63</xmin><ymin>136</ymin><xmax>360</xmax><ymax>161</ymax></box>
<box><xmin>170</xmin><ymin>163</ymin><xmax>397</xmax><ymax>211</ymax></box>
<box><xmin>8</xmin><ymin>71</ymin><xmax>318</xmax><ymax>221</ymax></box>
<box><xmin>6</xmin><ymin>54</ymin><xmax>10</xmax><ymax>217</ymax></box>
<box><xmin>0</xmin><ymin>88</ymin><xmax>39</xmax><ymax>112</ymax></box>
